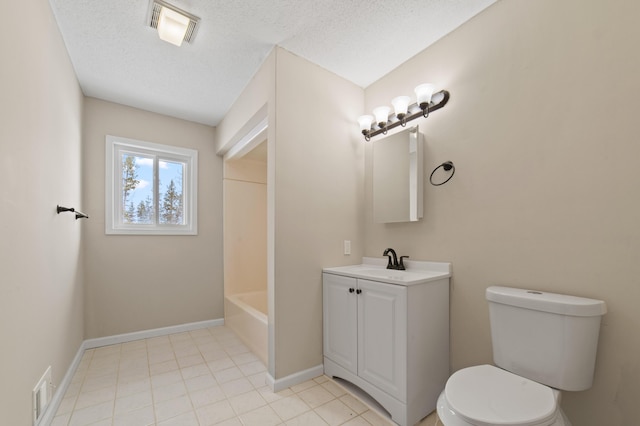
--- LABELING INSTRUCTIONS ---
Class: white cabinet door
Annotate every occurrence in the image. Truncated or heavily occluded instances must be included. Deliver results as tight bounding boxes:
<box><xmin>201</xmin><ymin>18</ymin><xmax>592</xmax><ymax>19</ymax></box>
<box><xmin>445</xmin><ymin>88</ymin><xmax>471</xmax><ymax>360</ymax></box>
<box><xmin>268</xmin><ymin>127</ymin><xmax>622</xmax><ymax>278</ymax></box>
<box><xmin>357</xmin><ymin>279</ymin><xmax>407</xmax><ymax>401</ymax></box>
<box><xmin>323</xmin><ymin>273</ymin><xmax>358</xmax><ymax>374</ymax></box>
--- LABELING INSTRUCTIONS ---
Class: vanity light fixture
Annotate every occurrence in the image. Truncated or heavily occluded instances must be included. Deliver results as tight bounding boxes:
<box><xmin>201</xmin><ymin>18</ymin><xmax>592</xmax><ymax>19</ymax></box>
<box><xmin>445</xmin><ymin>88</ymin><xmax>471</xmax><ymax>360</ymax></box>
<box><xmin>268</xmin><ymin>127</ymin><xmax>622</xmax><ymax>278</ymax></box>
<box><xmin>149</xmin><ymin>0</ymin><xmax>200</xmax><ymax>47</ymax></box>
<box><xmin>358</xmin><ymin>84</ymin><xmax>450</xmax><ymax>141</ymax></box>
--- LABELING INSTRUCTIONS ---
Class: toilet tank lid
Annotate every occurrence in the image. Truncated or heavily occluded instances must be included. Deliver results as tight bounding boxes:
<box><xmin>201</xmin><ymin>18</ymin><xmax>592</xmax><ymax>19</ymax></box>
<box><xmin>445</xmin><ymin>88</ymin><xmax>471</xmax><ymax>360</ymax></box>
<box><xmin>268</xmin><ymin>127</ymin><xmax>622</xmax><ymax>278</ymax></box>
<box><xmin>486</xmin><ymin>286</ymin><xmax>607</xmax><ymax>317</ymax></box>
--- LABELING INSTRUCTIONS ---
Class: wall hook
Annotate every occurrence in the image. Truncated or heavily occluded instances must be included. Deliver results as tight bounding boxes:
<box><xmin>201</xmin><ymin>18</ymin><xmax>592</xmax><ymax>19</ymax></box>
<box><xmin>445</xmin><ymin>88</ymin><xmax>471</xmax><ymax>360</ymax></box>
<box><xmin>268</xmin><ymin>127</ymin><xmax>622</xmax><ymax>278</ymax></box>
<box><xmin>57</xmin><ymin>205</ymin><xmax>89</xmax><ymax>220</ymax></box>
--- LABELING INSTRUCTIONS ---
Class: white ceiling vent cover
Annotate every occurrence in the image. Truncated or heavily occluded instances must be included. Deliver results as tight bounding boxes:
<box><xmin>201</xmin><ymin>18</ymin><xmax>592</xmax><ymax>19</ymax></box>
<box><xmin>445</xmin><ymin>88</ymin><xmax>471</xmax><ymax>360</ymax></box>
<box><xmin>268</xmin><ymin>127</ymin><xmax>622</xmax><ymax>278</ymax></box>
<box><xmin>148</xmin><ymin>0</ymin><xmax>199</xmax><ymax>44</ymax></box>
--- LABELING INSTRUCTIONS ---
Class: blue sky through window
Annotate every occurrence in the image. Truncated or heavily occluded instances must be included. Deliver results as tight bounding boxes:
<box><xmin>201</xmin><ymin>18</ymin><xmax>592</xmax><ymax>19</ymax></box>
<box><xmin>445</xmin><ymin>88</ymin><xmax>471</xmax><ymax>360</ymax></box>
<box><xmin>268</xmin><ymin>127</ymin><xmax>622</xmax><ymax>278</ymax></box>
<box><xmin>124</xmin><ymin>155</ymin><xmax>184</xmax><ymax>223</ymax></box>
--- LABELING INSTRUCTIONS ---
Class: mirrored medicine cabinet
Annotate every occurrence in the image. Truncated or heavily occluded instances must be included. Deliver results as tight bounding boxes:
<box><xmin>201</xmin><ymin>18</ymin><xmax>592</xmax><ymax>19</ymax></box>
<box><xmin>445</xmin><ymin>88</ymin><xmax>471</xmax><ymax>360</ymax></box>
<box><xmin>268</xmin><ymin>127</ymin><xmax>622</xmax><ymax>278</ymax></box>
<box><xmin>372</xmin><ymin>126</ymin><xmax>423</xmax><ymax>223</ymax></box>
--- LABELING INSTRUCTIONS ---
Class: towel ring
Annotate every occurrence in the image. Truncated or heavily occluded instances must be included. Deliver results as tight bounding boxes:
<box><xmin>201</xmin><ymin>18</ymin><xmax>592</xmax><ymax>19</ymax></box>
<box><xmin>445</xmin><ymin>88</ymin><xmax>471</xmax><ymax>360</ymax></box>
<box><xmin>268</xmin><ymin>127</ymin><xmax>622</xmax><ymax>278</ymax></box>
<box><xmin>429</xmin><ymin>161</ymin><xmax>455</xmax><ymax>186</ymax></box>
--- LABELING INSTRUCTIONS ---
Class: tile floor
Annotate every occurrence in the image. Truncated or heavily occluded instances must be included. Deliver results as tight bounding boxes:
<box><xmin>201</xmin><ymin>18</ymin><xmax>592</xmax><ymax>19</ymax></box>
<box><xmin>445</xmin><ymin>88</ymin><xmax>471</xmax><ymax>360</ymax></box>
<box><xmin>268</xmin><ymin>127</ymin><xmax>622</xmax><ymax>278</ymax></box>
<box><xmin>51</xmin><ymin>325</ymin><xmax>440</xmax><ymax>426</ymax></box>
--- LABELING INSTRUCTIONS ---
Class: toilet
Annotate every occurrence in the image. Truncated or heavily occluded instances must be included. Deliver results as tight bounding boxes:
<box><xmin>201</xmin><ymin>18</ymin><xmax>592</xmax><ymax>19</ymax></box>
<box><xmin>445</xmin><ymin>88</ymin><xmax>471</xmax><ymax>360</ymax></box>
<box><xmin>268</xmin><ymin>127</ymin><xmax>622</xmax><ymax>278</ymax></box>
<box><xmin>437</xmin><ymin>286</ymin><xmax>606</xmax><ymax>426</ymax></box>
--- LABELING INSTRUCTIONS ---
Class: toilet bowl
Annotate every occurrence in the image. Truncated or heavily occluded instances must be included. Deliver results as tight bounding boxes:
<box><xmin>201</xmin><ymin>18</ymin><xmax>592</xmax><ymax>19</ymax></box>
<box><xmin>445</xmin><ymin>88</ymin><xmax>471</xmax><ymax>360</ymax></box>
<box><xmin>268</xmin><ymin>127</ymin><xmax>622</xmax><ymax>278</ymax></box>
<box><xmin>436</xmin><ymin>365</ymin><xmax>569</xmax><ymax>426</ymax></box>
<box><xmin>435</xmin><ymin>286</ymin><xmax>606</xmax><ymax>426</ymax></box>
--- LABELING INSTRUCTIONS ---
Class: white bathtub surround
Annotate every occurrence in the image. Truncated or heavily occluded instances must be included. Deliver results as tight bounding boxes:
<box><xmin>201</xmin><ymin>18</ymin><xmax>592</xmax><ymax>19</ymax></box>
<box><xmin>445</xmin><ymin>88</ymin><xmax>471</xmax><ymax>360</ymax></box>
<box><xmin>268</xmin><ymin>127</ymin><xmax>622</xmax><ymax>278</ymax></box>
<box><xmin>225</xmin><ymin>291</ymin><xmax>268</xmax><ymax>364</ymax></box>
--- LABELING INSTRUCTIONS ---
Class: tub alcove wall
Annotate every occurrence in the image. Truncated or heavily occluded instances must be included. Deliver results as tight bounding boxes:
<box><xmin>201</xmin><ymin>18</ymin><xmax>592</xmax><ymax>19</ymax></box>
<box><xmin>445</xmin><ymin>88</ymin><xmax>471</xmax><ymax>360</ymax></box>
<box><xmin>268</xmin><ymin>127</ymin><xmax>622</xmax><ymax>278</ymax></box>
<box><xmin>216</xmin><ymin>47</ymin><xmax>364</xmax><ymax>389</ymax></box>
<box><xmin>223</xmin><ymin>140</ymin><xmax>268</xmax><ymax>364</ymax></box>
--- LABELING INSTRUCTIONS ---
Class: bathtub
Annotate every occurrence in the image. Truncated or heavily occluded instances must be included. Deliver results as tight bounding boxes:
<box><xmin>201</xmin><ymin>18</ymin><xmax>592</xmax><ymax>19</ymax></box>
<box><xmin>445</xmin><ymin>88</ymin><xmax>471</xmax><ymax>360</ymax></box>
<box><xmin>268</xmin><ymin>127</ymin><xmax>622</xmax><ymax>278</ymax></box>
<box><xmin>224</xmin><ymin>291</ymin><xmax>267</xmax><ymax>365</ymax></box>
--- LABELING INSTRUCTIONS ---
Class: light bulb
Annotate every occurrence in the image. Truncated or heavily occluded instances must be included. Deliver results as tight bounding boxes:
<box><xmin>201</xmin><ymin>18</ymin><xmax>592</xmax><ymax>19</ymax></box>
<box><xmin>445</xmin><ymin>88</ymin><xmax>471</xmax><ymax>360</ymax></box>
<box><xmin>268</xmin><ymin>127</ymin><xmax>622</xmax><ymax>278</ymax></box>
<box><xmin>357</xmin><ymin>115</ymin><xmax>374</xmax><ymax>133</ymax></box>
<box><xmin>414</xmin><ymin>84</ymin><xmax>435</xmax><ymax>108</ymax></box>
<box><xmin>373</xmin><ymin>106</ymin><xmax>391</xmax><ymax>128</ymax></box>
<box><xmin>157</xmin><ymin>6</ymin><xmax>190</xmax><ymax>46</ymax></box>
<box><xmin>391</xmin><ymin>96</ymin><xmax>410</xmax><ymax>119</ymax></box>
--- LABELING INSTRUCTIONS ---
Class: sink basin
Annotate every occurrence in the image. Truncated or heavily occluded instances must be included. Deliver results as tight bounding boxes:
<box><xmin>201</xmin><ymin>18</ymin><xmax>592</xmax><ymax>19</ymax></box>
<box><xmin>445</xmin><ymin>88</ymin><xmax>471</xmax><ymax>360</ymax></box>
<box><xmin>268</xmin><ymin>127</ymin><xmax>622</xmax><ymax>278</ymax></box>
<box><xmin>323</xmin><ymin>258</ymin><xmax>451</xmax><ymax>286</ymax></box>
<box><xmin>349</xmin><ymin>268</ymin><xmax>421</xmax><ymax>279</ymax></box>
<box><xmin>355</xmin><ymin>268</ymin><xmax>408</xmax><ymax>277</ymax></box>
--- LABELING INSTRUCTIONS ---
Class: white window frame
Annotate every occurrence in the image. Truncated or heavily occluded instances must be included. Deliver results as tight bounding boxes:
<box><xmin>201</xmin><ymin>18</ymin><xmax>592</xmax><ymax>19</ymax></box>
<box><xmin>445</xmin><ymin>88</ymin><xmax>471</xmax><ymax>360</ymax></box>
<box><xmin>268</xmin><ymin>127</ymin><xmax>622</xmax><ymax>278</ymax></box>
<box><xmin>105</xmin><ymin>135</ymin><xmax>198</xmax><ymax>235</ymax></box>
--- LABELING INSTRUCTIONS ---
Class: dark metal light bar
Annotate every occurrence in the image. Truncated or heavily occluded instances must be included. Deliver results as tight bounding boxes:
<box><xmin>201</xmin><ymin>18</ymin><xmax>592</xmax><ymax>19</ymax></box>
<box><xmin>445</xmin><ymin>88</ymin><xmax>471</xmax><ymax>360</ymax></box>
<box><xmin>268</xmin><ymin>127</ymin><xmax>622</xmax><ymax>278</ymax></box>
<box><xmin>361</xmin><ymin>90</ymin><xmax>450</xmax><ymax>141</ymax></box>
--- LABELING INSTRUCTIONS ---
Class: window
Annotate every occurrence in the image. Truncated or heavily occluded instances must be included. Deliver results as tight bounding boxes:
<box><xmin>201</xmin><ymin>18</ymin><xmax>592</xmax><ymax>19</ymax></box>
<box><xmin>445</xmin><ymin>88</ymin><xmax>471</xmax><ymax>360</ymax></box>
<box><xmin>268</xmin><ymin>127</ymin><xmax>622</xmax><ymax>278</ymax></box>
<box><xmin>106</xmin><ymin>135</ymin><xmax>197</xmax><ymax>235</ymax></box>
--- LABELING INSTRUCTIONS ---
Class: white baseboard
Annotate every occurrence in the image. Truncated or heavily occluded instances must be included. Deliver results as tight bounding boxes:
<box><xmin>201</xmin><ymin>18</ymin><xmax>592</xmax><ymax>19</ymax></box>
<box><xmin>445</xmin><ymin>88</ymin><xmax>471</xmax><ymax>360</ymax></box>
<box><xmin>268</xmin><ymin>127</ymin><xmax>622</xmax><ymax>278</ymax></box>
<box><xmin>40</xmin><ymin>318</ymin><xmax>224</xmax><ymax>425</ymax></box>
<box><xmin>38</xmin><ymin>341</ymin><xmax>87</xmax><ymax>426</ymax></box>
<box><xmin>83</xmin><ymin>318</ymin><xmax>224</xmax><ymax>349</ymax></box>
<box><xmin>266</xmin><ymin>364</ymin><xmax>325</xmax><ymax>392</ymax></box>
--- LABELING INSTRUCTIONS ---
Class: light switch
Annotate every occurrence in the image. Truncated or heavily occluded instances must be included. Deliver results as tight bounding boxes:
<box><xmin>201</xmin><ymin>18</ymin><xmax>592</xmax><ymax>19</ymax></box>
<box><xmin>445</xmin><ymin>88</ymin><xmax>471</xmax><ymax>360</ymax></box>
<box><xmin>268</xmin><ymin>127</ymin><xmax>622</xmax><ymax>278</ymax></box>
<box><xmin>344</xmin><ymin>240</ymin><xmax>351</xmax><ymax>255</ymax></box>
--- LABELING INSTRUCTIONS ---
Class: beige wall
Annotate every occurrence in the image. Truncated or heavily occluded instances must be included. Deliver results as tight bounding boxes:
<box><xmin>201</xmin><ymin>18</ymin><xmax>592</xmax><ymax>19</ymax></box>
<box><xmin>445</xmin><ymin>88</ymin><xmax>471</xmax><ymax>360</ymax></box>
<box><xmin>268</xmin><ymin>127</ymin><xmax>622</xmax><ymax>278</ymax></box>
<box><xmin>215</xmin><ymin>51</ymin><xmax>275</xmax><ymax>155</ymax></box>
<box><xmin>363</xmin><ymin>1</ymin><xmax>640</xmax><ymax>424</ymax></box>
<box><xmin>224</xmin><ymin>157</ymin><xmax>267</xmax><ymax>296</ymax></box>
<box><xmin>82</xmin><ymin>98</ymin><xmax>223</xmax><ymax>338</ymax></box>
<box><xmin>216</xmin><ymin>48</ymin><xmax>364</xmax><ymax>380</ymax></box>
<box><xmin>273</xmin><ymin>49</ymin><xmax>364</xmax><ymax>377</ymax></box>
<box><xmin>0</xmin><ymin>0</ymin><xmax>85</xmax><ymax>423</ymax></box>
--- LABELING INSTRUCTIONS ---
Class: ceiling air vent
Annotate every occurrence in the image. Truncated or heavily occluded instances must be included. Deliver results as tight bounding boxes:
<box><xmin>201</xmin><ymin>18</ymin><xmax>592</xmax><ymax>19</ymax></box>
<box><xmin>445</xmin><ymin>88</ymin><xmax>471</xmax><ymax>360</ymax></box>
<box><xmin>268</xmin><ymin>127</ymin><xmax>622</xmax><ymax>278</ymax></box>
<box><xmin>148</xmin><ymin>0</ymin><xmax>199</xmax><ymax>44</ymax></box>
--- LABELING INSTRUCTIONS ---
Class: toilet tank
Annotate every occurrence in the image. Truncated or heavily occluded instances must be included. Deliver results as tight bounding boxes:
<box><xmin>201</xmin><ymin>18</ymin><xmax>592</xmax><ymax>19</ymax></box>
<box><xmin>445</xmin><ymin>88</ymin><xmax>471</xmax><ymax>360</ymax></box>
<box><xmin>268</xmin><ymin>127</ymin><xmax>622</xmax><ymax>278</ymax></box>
<box><xmin>486</xmin><ymin>286</ymin><xmax>606</xmax><ymax>391</ymax></box>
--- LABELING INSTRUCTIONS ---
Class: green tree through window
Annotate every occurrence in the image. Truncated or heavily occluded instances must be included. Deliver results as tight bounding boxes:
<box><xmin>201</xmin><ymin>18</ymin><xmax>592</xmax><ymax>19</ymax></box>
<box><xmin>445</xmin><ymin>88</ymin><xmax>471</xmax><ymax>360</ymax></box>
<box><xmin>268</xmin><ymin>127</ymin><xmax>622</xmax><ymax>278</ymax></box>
<box><xmin>122</xmin><ymin>155</ymin><xmax>139</xmax><ymax>223</ymax></box>
<box><xmin>160</xmin><ymin>179</ymin><xmax>182</xmax><ymax>224</ymax></box>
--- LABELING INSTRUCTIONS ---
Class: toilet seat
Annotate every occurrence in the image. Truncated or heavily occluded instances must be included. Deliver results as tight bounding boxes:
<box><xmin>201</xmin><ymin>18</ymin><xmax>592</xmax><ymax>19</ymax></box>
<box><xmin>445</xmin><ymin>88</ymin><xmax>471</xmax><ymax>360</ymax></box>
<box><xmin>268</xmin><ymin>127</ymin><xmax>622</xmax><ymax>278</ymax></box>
<box><xmin>441</xmin><ymin>365</ymin><xmax>559</xmax><ymax>426</ymax></box>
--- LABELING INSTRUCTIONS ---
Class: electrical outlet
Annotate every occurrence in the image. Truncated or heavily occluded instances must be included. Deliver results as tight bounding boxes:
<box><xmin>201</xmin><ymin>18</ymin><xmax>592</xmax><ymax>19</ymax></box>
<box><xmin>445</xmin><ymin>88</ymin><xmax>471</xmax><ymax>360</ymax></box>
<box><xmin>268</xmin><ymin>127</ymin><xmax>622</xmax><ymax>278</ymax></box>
<box><xmin>344</xmin><ymin>240</ymin><xmax>351</xmax><ymax>255</ymax></box>
<box><xmin>33</xmin><ymin>366</ymin><xmax>52</xmax><ymax>425</ymax></box>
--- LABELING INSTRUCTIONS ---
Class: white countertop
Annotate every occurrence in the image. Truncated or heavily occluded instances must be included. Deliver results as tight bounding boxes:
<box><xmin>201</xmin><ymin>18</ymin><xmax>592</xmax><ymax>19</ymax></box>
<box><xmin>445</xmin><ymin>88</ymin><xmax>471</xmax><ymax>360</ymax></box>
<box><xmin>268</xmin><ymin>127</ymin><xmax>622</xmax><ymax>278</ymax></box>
<box><xmin>323</xmin><ymin>257</ymin><xmax>451</xmax><ymax>286</ymax></box>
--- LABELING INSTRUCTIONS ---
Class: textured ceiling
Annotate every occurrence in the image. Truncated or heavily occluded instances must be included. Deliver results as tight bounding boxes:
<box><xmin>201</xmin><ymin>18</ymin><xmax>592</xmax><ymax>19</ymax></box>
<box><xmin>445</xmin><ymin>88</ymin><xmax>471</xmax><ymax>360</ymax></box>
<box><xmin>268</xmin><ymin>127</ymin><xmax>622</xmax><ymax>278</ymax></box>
<box><xmin>48</xmin><ymin>0</ymin><xmax>495</xmax><ymax>126</ymax></box>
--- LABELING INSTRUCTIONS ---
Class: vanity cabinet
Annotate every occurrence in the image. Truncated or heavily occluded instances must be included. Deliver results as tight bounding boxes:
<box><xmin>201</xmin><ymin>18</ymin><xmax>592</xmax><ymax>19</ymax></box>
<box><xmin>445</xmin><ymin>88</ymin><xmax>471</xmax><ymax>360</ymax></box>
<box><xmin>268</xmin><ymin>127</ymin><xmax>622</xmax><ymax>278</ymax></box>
<box><xmin>324</xmin><ymin>274</ymin><xmax>407</xmax><ymax>399</ymax></box>
<box><xmin>323</xmin><ymin>264</ymin><xmax>450</xmax><ymax>426</ymax></box>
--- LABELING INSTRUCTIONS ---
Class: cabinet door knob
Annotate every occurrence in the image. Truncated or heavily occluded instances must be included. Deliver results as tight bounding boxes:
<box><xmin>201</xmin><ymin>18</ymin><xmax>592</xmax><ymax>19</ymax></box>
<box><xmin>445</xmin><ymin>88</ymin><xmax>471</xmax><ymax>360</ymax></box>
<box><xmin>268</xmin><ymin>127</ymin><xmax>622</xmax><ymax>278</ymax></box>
<box><xmin>349</xmin><ymin>288</ymin><xmax>355</xmax><ymax>293</ymax></box>
<box><xmin>356</xmin><ymin>289</ymin><xmax>362</xmax><ymax>294</ymax></box>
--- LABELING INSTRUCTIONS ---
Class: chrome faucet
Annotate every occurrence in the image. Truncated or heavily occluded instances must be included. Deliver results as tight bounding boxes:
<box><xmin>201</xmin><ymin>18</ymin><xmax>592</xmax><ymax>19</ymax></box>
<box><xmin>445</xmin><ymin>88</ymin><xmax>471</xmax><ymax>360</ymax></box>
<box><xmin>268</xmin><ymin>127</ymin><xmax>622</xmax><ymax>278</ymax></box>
<box><xmin>383</xmin><ymin>248</ymin><xmax>409</xmax><ymax>270</ymax></box>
